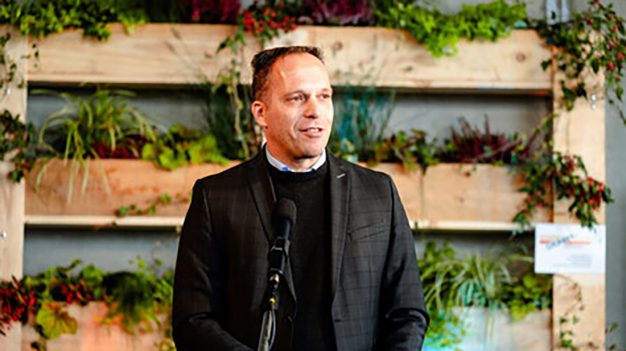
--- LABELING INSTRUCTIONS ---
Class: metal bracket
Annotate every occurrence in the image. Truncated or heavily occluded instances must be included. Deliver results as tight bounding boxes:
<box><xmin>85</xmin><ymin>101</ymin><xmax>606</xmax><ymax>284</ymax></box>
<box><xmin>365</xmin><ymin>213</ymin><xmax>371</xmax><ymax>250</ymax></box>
<box><xmin>546</xmin><ymin>0</ymin><xmax>571</xmax><ymax>24</ymax></box>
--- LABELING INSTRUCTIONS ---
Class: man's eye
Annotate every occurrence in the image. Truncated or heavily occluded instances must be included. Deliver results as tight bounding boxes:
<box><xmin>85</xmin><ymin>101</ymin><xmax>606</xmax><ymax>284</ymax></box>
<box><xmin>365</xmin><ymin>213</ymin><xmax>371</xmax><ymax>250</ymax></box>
<box><xmin>289</xmin><ymin>95</ymin><xmax>304</xmax><ymax>102</ymax></box>
<box><xmin>320</xmin><ymin>94</ymin><xmax>331</xmax><ymax>100</ymax></box>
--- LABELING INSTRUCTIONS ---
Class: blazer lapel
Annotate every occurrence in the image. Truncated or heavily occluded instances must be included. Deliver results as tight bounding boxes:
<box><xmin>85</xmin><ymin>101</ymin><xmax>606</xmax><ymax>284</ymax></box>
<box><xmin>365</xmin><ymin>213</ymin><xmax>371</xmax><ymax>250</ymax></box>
<box><xmin>246</xmin><ymin>152</ymin><xmax>297</xmax><ymax>301</ymax></box>
<box><xmin>328</xmin><ymin>154</ymin><xmax>350</xmax><ymax>302</ymax></box>
<box><xmin>246</xmin><ymin>154</ymin><xmax>276</xmax><ymax>244</ymax></box>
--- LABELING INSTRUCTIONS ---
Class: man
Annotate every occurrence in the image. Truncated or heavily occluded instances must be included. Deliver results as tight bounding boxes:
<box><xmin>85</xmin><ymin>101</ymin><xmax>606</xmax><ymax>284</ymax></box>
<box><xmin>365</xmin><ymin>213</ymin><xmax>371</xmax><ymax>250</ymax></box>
<box><xmin>173</xmin><ymin>46</ymin><xmax>429</xmax><ymax>351</ymax></box>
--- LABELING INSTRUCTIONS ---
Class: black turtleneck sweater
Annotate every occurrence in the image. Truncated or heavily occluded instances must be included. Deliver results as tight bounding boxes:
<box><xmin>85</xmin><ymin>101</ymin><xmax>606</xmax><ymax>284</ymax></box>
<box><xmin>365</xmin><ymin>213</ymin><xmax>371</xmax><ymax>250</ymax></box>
<box><xmin>267</xmin><ymin>159</ymin><xmax>336</xmax><ymax>351</ymax></box>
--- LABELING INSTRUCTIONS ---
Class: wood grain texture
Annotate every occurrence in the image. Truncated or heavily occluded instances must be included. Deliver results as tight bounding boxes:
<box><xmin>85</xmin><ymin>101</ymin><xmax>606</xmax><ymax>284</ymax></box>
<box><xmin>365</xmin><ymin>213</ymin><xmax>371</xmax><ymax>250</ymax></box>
<box><xmin>25</xmin><ymin>160</ymin><xmax>550</xmax><ymax>228</ymax></box>
<box><xmin>456</xmin><ymin>308</ymin><xmax>551</xmax><ymax>351</ymax></box>
<box><xmin>28</xmin><ymin>24</ymin><xmax>260</xmax><ymax>86</ymax></box>
<box><xmin>25</xmin><ymin>159</ymin><xmax>241</xmax><ymax>217</ymax></box>
<box><xmin>374</xmin><ymin>163</ymin><xmax>551</xmax><ymax>225</ymax></box>
<box><xmin>18</xmin><ymin>302</ymin><xmax>550</xmax><ymax>351</ymax></box>
<box><xmin>551</xmin><ymin>53</ymin><xmax>606</xmax><ymax>350</ymax></box>
<box><xmin>0</xmin><ymin>24</ymin><xmax>28</xmax><ymax>351</ymax></box>
<box><xmin>20</xmin><ymin>303</ymin><xmax>168</xmax><ymax>351</ymax></box>
<box><xmin>28</xmin><ymin>24</ymin><xmax>552</xmax><ymax>91</ymax></box>
<box><xmin>268</xmin><ymin>27</ymin><xmax>553</xmax><ymax>91</ymax></box>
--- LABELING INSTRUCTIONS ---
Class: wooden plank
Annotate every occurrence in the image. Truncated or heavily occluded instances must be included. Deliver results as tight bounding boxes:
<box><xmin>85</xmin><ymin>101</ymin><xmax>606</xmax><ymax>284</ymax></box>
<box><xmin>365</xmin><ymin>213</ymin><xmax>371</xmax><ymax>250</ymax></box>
<box><xmin>28</xmin><ymin>24</ymin><xmax>260</xmax><ymax>86</ymax></box>
<box><xmin>551</xmin><ymin>58</ymin><xmax>606</xmax><ymax>350</ymax></box>
<box><xmin>25</xmin><ymin>215</ymin><xmax>184</xmax><ymax>228</ymax></box>
<box><xmin>25</xmin><ymin>216</ymin><xmax>524</xmax><ymax>232</ymax></box>
<box><xmin>21</xmin><ymin>302</ymin><xmax>168</xmax><ymax>351</ymax></box>
<box><xmin>25</xmin><ymin>160</ymin><xmax>550</xmax><ymax>228</ymax></box>
<box><xmin>0</xmin><ymin>25</ymin><xmax>27</xmax><ymax>351</ymax></box>
<box><xmin>413</xmin><ymin>220</ymin><xmax>522</xmax><ymax>231</ymax></box>
<box><xmin>20</xmin><ymin>303</ymin><xmax>550</xmax><ymax>351</ymax></box>
<box><xmin>375</xmin><ymin>163</ymin><xmax>551</xmax><ymax>224</ymax></box>
<box><xmin>25</xmin><ymin>159</ymin><xmax>241</xmax><ymax>217</ymax></box>
<box><xmin>268</xmin><ymin>27</ymin><xmax>553</xmax><ymax>91</ymax></box>
<box><xmin>456</xmin><ymin>307</ymin><xmax>551</xmax><ymax>351</ymax></box>
<box><xmin>28</xmin><ymin>24</ymin><xmax>552</xmax><ymax>91</ymax></box>
<box><xmin>553</xmin><ymin>273</ymin><xmax>605</xmax><ymax>351</ymax></box>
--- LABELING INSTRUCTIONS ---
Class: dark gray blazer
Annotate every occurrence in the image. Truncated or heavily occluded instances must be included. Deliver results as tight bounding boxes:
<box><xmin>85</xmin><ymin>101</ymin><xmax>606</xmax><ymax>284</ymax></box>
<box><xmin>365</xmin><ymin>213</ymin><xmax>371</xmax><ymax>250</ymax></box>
<box><xmin>172</xmin><ymin>151</ymin><xmax>429</xmax><ymax>350</ymax></box>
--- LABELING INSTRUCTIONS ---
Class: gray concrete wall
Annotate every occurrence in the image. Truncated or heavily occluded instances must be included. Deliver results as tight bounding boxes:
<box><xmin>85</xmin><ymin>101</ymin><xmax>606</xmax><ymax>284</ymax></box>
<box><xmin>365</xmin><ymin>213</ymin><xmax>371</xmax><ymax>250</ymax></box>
<box><xmin>597</xmin><ymin>0</ymin><xmax>626</xmax><ymax>347</ymax></box>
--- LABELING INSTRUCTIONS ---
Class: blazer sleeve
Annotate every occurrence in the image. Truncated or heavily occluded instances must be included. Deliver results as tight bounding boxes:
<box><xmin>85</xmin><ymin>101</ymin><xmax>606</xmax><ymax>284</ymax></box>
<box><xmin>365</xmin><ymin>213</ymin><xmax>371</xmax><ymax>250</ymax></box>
<box><xmin>376</xmin><ymin>179</ymin><xmax>429</xmax><ymax>350</ymax></box>
<box><xmin>172</xmin><ymin>181</ymin><xmax>253</xmax><ymax>351</ymax></box>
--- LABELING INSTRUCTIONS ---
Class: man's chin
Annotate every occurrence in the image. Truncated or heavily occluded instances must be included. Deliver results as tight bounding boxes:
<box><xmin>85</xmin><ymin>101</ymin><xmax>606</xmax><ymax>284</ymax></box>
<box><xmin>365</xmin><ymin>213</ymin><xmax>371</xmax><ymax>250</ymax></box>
<box><xmin>295</xmin><ymin>149</ymin><xmax>325</xmax><ymax>161</ymax></box>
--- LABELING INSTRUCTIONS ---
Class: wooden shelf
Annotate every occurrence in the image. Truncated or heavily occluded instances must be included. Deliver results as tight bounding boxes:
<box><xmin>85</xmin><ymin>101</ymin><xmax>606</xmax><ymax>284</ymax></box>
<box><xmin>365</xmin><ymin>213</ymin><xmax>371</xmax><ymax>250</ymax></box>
<box><xmin>24</xmin><ymin>160</ymin><xmax>551</xmax><ymax>231</ymax></box>
<box><xmin>413</xmin><ymin>220</ymin><xmax>524</xmax><ymax>232</ymax></box>
<box><xmin>28</xmin><ymin>24</ymin><xmax>552</xmax><ymax>91</ymax></box>
<box><xmin>25</xmin><ymin>215</ymin><xmax>530</xmax><ymax>232</ymax></box>
<box><xmin>25</xmin><ymin>215</ymin><xmax>184</xmax><ymax>229</ymax></box>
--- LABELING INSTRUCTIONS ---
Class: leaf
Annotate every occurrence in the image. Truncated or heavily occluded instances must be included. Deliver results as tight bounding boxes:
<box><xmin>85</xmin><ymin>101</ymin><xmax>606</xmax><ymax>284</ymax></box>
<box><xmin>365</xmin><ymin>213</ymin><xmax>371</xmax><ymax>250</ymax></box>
<box><xmin>36</xmin><ymin>301</ymin><xmax>78</xmax><ymax>340</ymax></box>
<box><xmin>591</xmin><ymin>59</ymin><xmax>600</xmax><ymax>73</ymax></box>
<box><xmin>117</xmin><ymin>206</ymin><xmax>129</xmax><ymax>217</ymax></box>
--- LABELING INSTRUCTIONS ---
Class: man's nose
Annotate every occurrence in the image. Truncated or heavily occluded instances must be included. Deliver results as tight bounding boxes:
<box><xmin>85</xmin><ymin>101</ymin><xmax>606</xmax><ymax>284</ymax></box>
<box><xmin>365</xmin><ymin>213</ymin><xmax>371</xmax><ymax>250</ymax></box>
<box><xmin>303</xmin><ymin>97</ymin><xmax>321</xmax><ymax>118</ymax></box>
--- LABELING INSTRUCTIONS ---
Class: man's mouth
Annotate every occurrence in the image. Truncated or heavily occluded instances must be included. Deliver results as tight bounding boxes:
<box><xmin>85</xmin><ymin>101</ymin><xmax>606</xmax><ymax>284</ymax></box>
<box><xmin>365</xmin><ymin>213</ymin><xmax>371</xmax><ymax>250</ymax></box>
<box><xmin>301</xmin><ymin>128</ymin><xmax>322</xmax><ymax>132</ymax></box>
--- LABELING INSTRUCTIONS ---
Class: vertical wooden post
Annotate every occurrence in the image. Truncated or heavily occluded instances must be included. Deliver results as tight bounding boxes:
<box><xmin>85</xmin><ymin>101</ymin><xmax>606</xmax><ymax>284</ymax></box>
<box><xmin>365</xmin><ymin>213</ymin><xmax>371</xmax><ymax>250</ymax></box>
<box><xmin>552</xmin><ymin>64</ymin><xmax>606</xmax><ymax>349</ymax></box>
<box><xmin>0</xmin><ymin>25</ymin><xmax>28</xmax><ymax>351</ymax></box>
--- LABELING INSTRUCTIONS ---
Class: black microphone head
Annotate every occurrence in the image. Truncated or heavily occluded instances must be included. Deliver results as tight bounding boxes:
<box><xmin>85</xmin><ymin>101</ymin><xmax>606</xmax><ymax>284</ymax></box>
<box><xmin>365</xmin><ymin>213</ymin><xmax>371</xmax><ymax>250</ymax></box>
<box><xmin>274</xmin><ymin>198</ymin><xmax>297</xmax><ymax>226</ymax></box>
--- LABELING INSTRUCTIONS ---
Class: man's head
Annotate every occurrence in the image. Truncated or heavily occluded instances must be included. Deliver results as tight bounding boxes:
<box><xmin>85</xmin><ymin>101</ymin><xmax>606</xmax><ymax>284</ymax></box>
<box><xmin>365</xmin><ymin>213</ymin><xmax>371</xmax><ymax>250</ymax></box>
<box><xmin>251</xmin><ymin>46</ymin><xmax>333</xmax><ymax>171</ymax></box>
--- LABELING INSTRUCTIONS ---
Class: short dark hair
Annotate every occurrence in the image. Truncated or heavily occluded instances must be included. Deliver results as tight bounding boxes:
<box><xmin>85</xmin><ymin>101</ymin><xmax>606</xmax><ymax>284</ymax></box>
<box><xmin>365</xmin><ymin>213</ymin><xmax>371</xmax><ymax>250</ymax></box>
<box><xmin>251</xmin><ymin>46</ymin><xmax>324</xmax><ymax>101</ymax></box>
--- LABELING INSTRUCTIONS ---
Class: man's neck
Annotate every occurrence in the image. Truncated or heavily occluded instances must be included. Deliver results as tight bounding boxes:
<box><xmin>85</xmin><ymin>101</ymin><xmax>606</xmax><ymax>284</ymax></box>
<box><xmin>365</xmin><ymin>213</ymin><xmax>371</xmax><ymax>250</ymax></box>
<box><xmin>266</xmin><ymin>146</ymin><xmax>325</xmax><ymax>173</ymax></box>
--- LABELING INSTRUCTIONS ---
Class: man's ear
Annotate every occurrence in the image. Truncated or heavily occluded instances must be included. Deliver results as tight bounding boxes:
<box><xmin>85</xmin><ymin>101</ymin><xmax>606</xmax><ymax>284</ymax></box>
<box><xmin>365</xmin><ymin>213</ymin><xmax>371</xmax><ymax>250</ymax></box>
<box><xmin>251</xmin><ymin>101</ymin><xmax>267</xmax><ymax>128</ymax></box>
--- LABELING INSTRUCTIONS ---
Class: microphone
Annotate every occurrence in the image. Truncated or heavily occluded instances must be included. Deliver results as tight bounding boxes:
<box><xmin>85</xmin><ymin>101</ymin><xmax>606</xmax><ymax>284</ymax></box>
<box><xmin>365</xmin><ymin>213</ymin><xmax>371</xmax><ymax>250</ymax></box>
<box><xmin>258</xmin><ymin>198</ymin><xmax>296</xmax><ymax>351</ymax></box>
<box><xmin>267</xmin><ymin>198</ymin><xmax>297</xmax><ymax>293</ymax></box>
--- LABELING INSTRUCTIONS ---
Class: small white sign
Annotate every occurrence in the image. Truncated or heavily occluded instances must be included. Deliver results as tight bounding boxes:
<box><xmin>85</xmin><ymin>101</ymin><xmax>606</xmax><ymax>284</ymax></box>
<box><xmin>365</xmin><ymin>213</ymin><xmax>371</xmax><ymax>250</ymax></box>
<box><xmin>535</xmin><ymin>223</ymin><xmax>606</xmax><ymax>274</ymax></box>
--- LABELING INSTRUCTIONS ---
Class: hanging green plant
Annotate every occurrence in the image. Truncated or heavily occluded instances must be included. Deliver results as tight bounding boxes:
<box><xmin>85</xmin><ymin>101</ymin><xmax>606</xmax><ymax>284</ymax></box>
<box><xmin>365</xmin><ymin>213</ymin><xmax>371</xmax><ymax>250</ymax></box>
<box><xmin>0</xmin><ymin>33</ymin><xmax>23</xmax><ymax>91</ymax></box>
<box><xmin>0</xmin><ymin>109</ymin><xmax>38</xmax><ymax>183</ymax></box>
<box><xmin>37</xmin><ymin>88</ymin><xmax>160</xmax><ymax>161</ymax></box>
<box><xmin>373</xmin><ymin>129</ymin><xmax>439</xmax><ymax>173</ymax></box>
<box><xmin>439</xmin><ymin>116</ymin><xmax>539</xmax><ymax>166</ymax></box>
<box><xmin>514</xmin><ymin>150</ymin><xmax>614</xmax><ymax>230</ymax></box>
<box><xmin>328</xmin><ymin>86</ymin><xmax>395</xmax><ymax>164</ymax></box>
<box><xmin>116</xmin><ymin>192</ymin><xmax>191</xmax><ymax>217</ymax></box>
<box><xmin>218</xmin><ymin>1</ymin><xmax>298</xmax><ymax>53</ymax></box>
<box><xmin>418</xmin><ymin>240</ymin><xmax>550</xmax><ymax>349</ymax></box>
<box><xmin>0</xmin><ymin>0</ymin><xmax>146</xmax><ymax>40</ymax></box>
<box><xmin>141</xmin><ymin>124</ymin><xmax>228</xmax><ymax>170</ymax></box>
<box><xmin>0</xmin><ymin>258</ymin><xmax>173</xmax><ymax>346</ymax></box>
<box><xmin>533</xmin><ymin>0</ymin><xmax>625</xmax><ymax>119</ymax></box>
<box><xmin>503</xmin><ymin>272</ymin><xmax>552</xmax><ymax>322</ymax></box>
<box><xmin>374</xmin><ymin>0</ymin><xmax>527</xmax><ymax>57</ymax></box>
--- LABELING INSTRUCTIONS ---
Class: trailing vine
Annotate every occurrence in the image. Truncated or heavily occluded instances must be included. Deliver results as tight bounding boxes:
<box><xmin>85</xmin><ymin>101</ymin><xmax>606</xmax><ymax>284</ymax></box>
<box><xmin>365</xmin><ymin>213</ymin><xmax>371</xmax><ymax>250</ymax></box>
<box><xmin>369</xmin><ymin>115</ymin><xmax>613</xmax><ymax>231</ymax></box>
<box><xmin>534</xmin><ymin>0</ymin><xmax>625</xmax><ymax>119</ymax></box>
<box><xmin>0</xmin><ymin>0</ymin><xmax>145</xmax><ymax>40</ymax></box>
<box><xmin>375</xmin><ymin>0</ymin><xmax>528</xmax><ymax>57</ymax></box>
<box><xmin>0</xmin><ymin>109</ymin><xmax>37</xmax><ymax>182</ymax></box>
<box><xmin>513</xmin><ymin>150</ymin><xmax>614</xmax><ymax>231</ymax></box>
<box><xmin>217</xmin><ymin>1</ymin><xmax>297</xmax><ymax>53</ymax></box>
<box><xmin>0</xmin><ymin>259</ymin><xmax>173</xmax><ymax>348</ymax></box>
<box><xmin>556</xmin><ymin>276</ymin><xmax>584</xmax><ymax>350</ymax></box>
<box><xmin>116</xmin><ymin>193</ymin><xmax>190</xmax><ymax>217</ymax></box>
<box><xmin>0</xmin><ymin>33</ymin><xmax>23</xmax><ymax>92</ymax></box>
<box><xmin>213</xmin><ymin>1</ymin><xmax>298</xmax><ymax>161</ymax></box>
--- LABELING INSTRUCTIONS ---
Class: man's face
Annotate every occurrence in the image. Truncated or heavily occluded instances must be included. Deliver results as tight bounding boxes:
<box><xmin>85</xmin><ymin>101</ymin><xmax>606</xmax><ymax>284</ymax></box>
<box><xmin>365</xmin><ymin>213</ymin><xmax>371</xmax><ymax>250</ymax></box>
<box><xmin>252</xmin><ymin>53</ymin><xmax>333</xmax><ymax>169</ymax></box>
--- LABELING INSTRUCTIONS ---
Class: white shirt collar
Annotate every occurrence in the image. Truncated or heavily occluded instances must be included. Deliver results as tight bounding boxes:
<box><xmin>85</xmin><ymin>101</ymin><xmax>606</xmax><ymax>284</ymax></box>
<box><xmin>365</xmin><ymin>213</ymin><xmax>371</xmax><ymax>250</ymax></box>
<box><xmin>265</xmin><ymin>147</ymin><xmax>327</xmax><ymax>173</ymax></box>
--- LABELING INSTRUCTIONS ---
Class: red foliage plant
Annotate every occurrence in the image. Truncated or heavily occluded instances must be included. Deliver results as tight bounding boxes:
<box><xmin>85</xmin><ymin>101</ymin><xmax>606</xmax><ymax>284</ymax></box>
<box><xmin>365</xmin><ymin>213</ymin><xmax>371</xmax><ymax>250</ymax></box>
<box><xmin>299</xmin><ymin>0</ymin><xmax>373</xmax><ymax>25</ymax></box>
<box><xmin>187</xmin><ymin>0</ymin><xmax>241</xmax><ymax>23</ymax></box>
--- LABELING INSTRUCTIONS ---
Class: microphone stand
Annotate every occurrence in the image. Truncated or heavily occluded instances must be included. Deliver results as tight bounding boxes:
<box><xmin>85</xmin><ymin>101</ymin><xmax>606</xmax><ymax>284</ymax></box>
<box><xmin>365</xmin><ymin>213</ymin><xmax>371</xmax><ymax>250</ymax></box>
<box><xmin>257</xmin><ymin>274</ymin><xmax>279</xmax><ymax>351</ymax></box>
<box><xmin>257</xmin><ymin>237</ymin><xmax>290</xmax><ymax>351</ymax></box>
